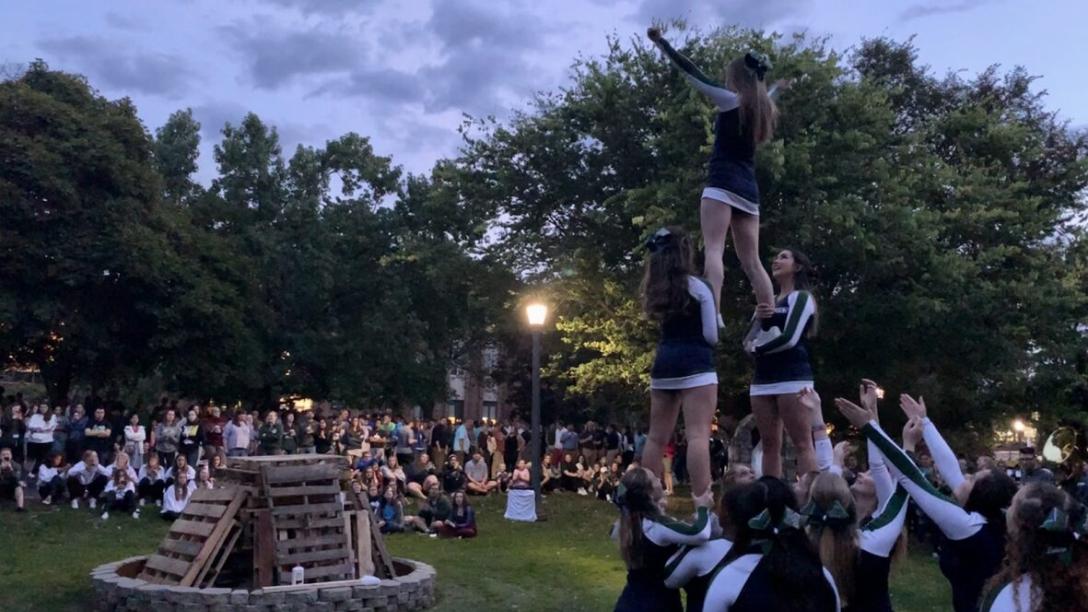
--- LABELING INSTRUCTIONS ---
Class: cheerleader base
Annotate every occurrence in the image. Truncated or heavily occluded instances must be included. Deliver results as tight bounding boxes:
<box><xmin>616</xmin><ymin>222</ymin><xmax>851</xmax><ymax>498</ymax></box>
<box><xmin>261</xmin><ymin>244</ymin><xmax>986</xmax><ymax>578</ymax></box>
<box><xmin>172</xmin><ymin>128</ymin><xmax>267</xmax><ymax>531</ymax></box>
<box><xmin>504</xmin><ymin>488</ymin><xmax>538</xmax><ymax>522</ymax></box>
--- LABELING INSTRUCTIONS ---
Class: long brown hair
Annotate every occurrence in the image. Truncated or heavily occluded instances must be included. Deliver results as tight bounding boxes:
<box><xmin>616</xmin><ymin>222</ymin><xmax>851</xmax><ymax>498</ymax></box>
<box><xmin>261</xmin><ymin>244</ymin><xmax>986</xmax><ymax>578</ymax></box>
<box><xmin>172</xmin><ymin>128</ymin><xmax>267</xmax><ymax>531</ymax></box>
<box><xmin>806</xmin><ymin>473</ymin><xmax>859</xmax><ymax>608</ymax></box>
<box><xmin>779</xmin><ymin>247</ymin><xmax>819</xmax><ymax>336</ymax></box>
<box><xmin>726</xmin><ymin>57</ymin><xmax>777</xmax><ymax>145</ymax></box>
<box><xmin>617</xmin><ymin>467</ymin><xmax>662</xmax><ymax>569</ymax></box>
<box><xmin>983</xmin><ymin>483</ymin><xmax>1088</xmax><ymax>611</ymax></box>
<box><xmin>640</xmin><ymin>226</ymin><xmax>695</xmax><ymax>321</ymax></box>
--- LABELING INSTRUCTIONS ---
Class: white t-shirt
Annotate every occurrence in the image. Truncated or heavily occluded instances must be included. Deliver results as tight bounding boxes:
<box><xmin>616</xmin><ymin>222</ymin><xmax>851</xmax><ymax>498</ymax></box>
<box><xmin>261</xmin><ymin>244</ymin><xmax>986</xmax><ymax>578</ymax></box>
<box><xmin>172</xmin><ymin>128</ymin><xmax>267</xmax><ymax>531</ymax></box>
<box><xmin>38</xmin><ymin>464</ymin><xmax>61</xmax><ymax>482</ymax></box>
<box><xmin>554</xmin><ymin>427</ymin><xmax>567</xmax><ymax>449</ymax></box>
<box><xmin>27</xmin><ymin>413</ymin><xmax>57</xmax><ymax>444</ymax></box>
<box><xmin>67</xmin><ymin>461</ymin><xmax>110</xmax><ymax>485</ymax></box>
<box><xmin>162</xmin><ymin>485</ymin><xmax>193</xmax><ymax>514</ymax></box>
<box><xmin>138</xmin><ymin>464</ymin><xmax>165</xmax><ymax>483</ymax></box>
<box><xmin>106</xmin><ymin>463</ymin><xmax>139</xmax><ymax>482</ymax></box>
<box><xmin>105</xmin><ymin>479</ymin><xmax>136</xmax><ymax>495</ymax></box>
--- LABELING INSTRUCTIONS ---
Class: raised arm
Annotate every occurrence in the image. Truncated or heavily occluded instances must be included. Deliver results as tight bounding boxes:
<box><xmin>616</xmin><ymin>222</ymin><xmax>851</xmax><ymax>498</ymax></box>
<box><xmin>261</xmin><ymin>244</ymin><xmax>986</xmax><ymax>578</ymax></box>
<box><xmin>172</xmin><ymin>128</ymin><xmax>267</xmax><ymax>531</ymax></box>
<box><xmin>663</xmin><ymin>538</ymin><xmax>732</xmax><ymax>589</ymax></box>
<box><xmin>643</xmin><ymin>506</ymin><xmax>713</xmax><ymax>546</ymax></box>
<box><xmin>859</xmin><ymin>485</ymin><xmax>908</xmax><ymax>557</ymax></box>
<box><xmin>689</xmin><ymin>276</ymin><xmax>719</xmax><ymax>346</ymax></box>
<box><xmin>754</xmin><ymin>291</ymin><xmax>815</xmax><ymax>355</ymax></box>
<box><xmin>649</xmin><ymin>30</ymin><xmax>738</xmax><ymax>111</ymax></box>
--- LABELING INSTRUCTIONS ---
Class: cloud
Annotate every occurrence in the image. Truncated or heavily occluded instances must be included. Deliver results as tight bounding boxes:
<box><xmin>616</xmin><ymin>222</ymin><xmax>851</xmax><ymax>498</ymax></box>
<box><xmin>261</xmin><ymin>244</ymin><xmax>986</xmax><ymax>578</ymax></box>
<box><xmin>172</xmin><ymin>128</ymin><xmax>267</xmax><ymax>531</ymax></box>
<box><xmin>259</xmin><ymin>0</ymin><xmax>372</xmax><ymax>17</ymax></box>
<box><xmin>309</xmin><ymin>67</ymin><xmax>424</xmax><ymax>103</ymax></box>
<box><xmin>192</xmin><ymin>100</ymin><xmax>249</xmax><ymax>141</ymax></box>
<box><xmin>899</xmin><ymin>0</ymin><xmax>993</xmax><ymax>21</ymax></box>
<box><xmin>221</xmin><ymin>21</ymin><xmax>365</xmax><ymax>89</ymax></box>
<box><xmin>37</xmin><ymin>36</ymin><xmax>195</xmax><ymax>98</ymax></box>
<box><xmin>638</xmin><ymin>0</ymin><xmax>808</xmax><ymax>28</ymax></box>
<box><xmin>104</xmin><ymin>11</ymin><xmax>143</xmax><ymax>31</ymax></box>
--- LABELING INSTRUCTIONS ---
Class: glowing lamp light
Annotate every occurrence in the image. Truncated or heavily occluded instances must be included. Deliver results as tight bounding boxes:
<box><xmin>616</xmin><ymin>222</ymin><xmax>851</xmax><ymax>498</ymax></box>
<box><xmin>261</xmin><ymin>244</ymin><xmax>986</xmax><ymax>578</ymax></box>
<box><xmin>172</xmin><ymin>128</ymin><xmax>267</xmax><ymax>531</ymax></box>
<box><xmin>1012</xmin><ymin>419</ymin><xmax>1026</xmax><ymax>433</ymax></box>
<box><xmin>526</xmin><ymin>303</ymin><xmax>548</xmax><ymax>327</ymax></box>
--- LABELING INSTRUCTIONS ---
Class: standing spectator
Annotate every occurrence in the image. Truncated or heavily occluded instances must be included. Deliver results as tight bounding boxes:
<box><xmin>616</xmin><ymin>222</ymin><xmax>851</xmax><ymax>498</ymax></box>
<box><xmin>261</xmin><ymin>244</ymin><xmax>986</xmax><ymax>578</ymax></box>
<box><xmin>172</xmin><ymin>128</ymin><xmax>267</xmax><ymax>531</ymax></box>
<box><xmin>604</xmin><ymin>424</ymin><xmax>621</xmax><ymax>465</ymax></box>
<box><xmin>51</xmin><ymin>405</ymin><xmax>69</xmax><ymax>456</ymax></box>
<box><xmin>592</xmin><ymin>424</ymin><xmax>607</xmax><ymax>466</ymax></box>
<box><xmin>314</xmin><ymin>418</ymin><xmax>332</xmax><ymax>455</ymax></box>
<box><xmin>580</xmin><ymin>422</ymin><xmax>597</xmax><ymax>466</ymax></box>
<box><xmin>561</xmin><ymin>425</ymin><xmax>580</xmax><ymax>463</ymax></box>
<box><xmin>297</xmin><ymin>415</ymin><xmax>317</xmax><ymax>454</ymax></box>
<box><xmin>160</xmin><ymin>471</ymin><xmax>193</xmax><ymax>520</ymax></box>
<box><xmin>100</xmin><ymin>466</ymin><xmax>138</xmax><ymax>520</ymax></box>
<box><xmin>247</xmin><ymin>411</ymin><xmax>261</xmax><ymax>455</ymax></box>
<box><xmin>258</xmin><ymin>411</ymin><xmax>285</xmax><ymax>455</ymax></box>
<box><xmin>1</xmin><ymin>404</ymin><xmax>27</xmax><ymax>468</ymax></box>
<box><xmin>465</xmin><ymin>451</ymin><xmax>499</xmax><ymax>495</ymax></box>
<box><xmin>0</xmin><ymin>447</ymin><xmax>27</xmax><ymax>512</ymax></box>
<box><xmin>38</xmin><ymin>451</ymin><xmax>67</xmax><ymax>505</ymax></box>
<box><xmin>67</xmin><ymin>450</ymin><xmax>110</xmax><ymax>509</ymax></box>
<box><xmin>64</xmin><ymin>405</ymin><xmax>87</xmax><ymax>464</ymax></box>
<box><xmin>178</xmin><ymin>409</ymin><xmax>204</xmax><ymax>467</ymax></box>
<box><xmin>411</xmin><ymin>420</ymin><xmax>428</xmax><ymax>462</ymax></box>
<box><xmin>503</xmin><ymin>423</ymin><xmax>520</xmax><ymax>475</ymax></box>
<box><xmin>201</xmin><ymin>405</ymin><xmax>227</xmax><ymax>462</ymax></box>
<box><xmin>123</xmin><ymin>413</ymin><xmax>147</xmax><ymax>470</ymax></box>
<box><xmin>553</xmin><ymin>420</ymin><xmax>568</xmax><ymax>464</ymax></box>
<box><xmin>137</xmin><ymin>454</ymin><xmax>166</xmax><ymax>507</ymax></box>
<box><xmin>26</xmin><ymin>403</ymin><xmax>58</xmax><ymax>475</ymax></box>
<box><xmin>453</xmin><ymin>419</ymin><xmax>473</xmax><ymax>463</ymax></box>
<box><xmin>435</xmin><ymin>491</ymin><xmax>477</xmax><ymax>539</ymax></box>
<box><xmin>662</xmin><ymin>436</ymin><xmax>676</xmax><ymax>496</ymax></box>
<box><xmin>154</xmin><ymin>409</ymin><xmax>182</xmax><ymax>468</ymax></box>
<box><xmin>280</xmin><ymin>412</ymin><xmax>299</xmax><ymax>455</ymax></box>
<box><xmin>394</xmin><ymin>418</ymin><xmax>414</xmax><ymax>467</ymax></box>
<box><xmin>84</xmin><ymin>407</ymin><xmax>114</xmax><ymax>466</ymax></box>
<box><xmin>430</xmin><ymin>419</ymin><xmax>450</xmax><ymax>469</ymax></box>
<box><xmin>1016</xmin><ymin>446</ymin><xmax>1054</xmax><ymax>484</ymax></box>
<box><xmin>485</xmin><ymin>429</ymin><xmax>500</xmax><ymax>478</ymax></box>
<box><xmin>223</xmin><ymin>411</ymin><xmax>252</xmax><ymax>458</ymax></box>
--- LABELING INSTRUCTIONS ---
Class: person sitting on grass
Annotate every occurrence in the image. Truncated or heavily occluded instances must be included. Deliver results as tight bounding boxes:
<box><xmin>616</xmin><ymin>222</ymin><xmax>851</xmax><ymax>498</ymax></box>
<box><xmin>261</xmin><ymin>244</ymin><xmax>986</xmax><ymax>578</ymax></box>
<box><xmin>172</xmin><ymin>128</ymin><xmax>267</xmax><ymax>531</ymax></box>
<box><xmin>107</xmin><ymin>451</ymin><xmax>138</xmax><ymax>482</ymax></box>
<box><xmin>465</xmin><ymin>451</ymin><xmax>499</xmax><ymax>495</ymax></box>
<box><xmin>367</xmin><ymin>483</ymin><xmax>382</xmax><ymax>514</ymax></box>
<box><xmin>67</xmin><ymin>449</ymin><xmax>110</xmax><ymax>510</ymax></box>
<box><xmin>405</xmin><ymin>454</ymin><xmax>439</xmax><ymax>501</ymax></box>
<box><xmin>164</xmin><ymin>454</ymin><xmax>195</xmax><ymax>490</ymax></box>
<box><xmin>435</xmin><ymin>490</ymin><xmax>477</xmax><ymax>539</ymax></box>
<box><xmin>381</xmin><ymin>453</ymin><xmax>407</xmax><ymax>495</ymax></box>
<box><xmin>542</xmin><ymin>454</ymin><xmax>560</xmax><ymax>493</ymax></box>
<box><xmin>101</xmin><ymin>464</ymin><xmax>138</xmax><ymax>520</ymax></box>
<box><xmin>510</xmin><ymin>459</ymin><xmax>531</xmax><ymax>490</ymax></box>
<box><xmin>161</xmin><ymin>470</ymin><xmax>193</xmax><ymax>520</ymax></box>
<box><xmin>404</xmin><ymin>485</ymin><xmax>452</xmax><ymax>533</ymax></box>
<box><xmin>442</xmin><ymin>454</ymin><xmax>467</xmax><ymax>493</ymax></box>
<box><xmin>0</xmin><ymin>447</ymin><xmax>27</xmax><ymax>513</ymax></box>
<box><xmin>37</xmin><ymin>451</ymin><xmax>68</xmax><ymax>506</ymax></box>
<box><xmin>378</xmin><ymin>485</ymin><xmax>406</xmax><ymax>534</ymax></box>
<box><xmin>560</xmin><ymin>452</ymin><xmax>582</xmax><ymax>493</ymax></box>
<box><xmin>137</xmin><ymin>454</ymin><xmax>166</xmax><ymax>507</ymax></box>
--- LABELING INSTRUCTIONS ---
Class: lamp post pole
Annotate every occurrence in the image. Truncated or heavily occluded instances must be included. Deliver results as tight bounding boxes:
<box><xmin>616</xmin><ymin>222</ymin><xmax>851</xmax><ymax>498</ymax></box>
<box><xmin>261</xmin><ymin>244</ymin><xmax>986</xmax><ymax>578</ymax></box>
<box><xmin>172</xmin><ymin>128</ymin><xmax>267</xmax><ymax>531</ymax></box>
<box><xmin>530</xmin><ymin>329</ymin><xmax>543</xmax><ymax>507</ymax></box>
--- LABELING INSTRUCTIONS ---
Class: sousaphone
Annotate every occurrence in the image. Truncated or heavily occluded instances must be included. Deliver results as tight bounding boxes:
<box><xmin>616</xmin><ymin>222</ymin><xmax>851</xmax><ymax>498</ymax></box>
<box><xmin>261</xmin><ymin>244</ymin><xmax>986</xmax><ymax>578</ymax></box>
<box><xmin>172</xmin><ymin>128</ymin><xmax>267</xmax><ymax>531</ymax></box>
<box><xmin>1041</xmin><ymin>420</ymin><xmax>1087</xmax><ymax>483</ymax></box>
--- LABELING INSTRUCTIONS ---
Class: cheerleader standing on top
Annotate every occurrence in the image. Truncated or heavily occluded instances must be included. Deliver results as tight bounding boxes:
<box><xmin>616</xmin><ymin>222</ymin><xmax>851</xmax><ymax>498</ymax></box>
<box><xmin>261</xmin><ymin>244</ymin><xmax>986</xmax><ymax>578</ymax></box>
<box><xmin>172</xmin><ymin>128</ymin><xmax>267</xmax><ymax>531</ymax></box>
<box><xmin>745</xmin><ymin>248</ymin><xmax>820</xmax><ymax>478</ymax></box>
<box><xmin>647</xmin><ymin>27</ymin><xmax>789</xmax><ymax>324</ymax></box>
<box><xmin>639</xmin><ymin>227</ymin><xmax>719</xmax><ymax>507</ymax></box>
<box><xmin>613</xmin><ymin>466</ymin><xmax>713</xmax><ymax>612</ymax></box>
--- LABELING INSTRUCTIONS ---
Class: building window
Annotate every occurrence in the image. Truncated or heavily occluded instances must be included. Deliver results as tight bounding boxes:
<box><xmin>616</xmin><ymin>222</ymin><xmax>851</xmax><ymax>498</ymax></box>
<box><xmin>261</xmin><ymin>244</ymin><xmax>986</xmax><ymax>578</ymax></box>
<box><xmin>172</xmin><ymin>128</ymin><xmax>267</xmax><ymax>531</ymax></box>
<box><xmin>448</xmin><ymin>400</ymin><xmax>464</xmax><ymax>420</ymax></box>
<box><xmin>482</xmin><ymin>401</ymin><xmax>497</xmax><ymax>420</ymax></box>
<box><xmin>483</xmin><ymin>347</ymin><xmax>499</xmax><ymax>370</ymax></box>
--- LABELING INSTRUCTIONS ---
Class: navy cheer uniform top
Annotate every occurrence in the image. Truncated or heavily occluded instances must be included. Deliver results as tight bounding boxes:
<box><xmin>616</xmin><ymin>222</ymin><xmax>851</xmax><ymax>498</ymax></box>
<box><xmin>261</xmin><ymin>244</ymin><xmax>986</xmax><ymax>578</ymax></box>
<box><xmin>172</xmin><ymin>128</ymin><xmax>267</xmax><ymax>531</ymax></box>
<box><xmin>749</xmin><ymin>290</ymin><xmax>816</xmax><ymax>395</ymax></box>
<box><xmin>654</xmin><ymin>36</ymin><xmax>780</xmax><ymax>215</ymax></box>
<box><xmin>615</xmin><ymin>507</ymin><xmax>714</xmax><ymax>612</ymax></box>
<box><xmin>650</xmin><ymin>276</ymin><xmax>719</xmax><ymax>390</ymax></box>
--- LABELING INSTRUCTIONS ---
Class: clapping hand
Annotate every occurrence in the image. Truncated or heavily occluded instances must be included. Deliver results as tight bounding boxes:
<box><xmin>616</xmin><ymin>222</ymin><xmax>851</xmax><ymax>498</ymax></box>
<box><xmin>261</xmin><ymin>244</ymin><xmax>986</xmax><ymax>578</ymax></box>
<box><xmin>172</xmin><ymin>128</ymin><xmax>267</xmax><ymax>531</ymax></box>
<box><xmin>859</xmin><ymin>379</ymin><xmax>880</xmax><ymax>424</ymax></box>
<box><xmin>798</xmin><ymin>388</ymin><xmax>824</xmax><ymax>429</ymax></box>
<box><xmin>647</xmin><ymin>27</ymin><xmax>662</xmax><ymax>42</ymax></box>
<box><xmin>899</xmin><ymin>394</ymin><xmax>926</xmax><ymax>421</ymax></box>
<box><xmin>834</xmin><ymin>397</ymin><xmax>872</xmax><ymax>429</ymax></box>
<box><xmin>902</xmin><ymin>417</ymin><xmax>924</xmax><ymax>452</ymax></box>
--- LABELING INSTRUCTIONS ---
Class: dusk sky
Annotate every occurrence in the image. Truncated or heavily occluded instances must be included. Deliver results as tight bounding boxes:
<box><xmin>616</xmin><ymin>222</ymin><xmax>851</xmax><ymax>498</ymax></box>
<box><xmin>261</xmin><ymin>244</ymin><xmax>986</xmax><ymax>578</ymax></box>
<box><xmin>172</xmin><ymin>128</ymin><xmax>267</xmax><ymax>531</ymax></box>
<box><xmin>4</xmin><ymin>0</ymin><xmax>1085</xmax><ymax>183</ymax></box>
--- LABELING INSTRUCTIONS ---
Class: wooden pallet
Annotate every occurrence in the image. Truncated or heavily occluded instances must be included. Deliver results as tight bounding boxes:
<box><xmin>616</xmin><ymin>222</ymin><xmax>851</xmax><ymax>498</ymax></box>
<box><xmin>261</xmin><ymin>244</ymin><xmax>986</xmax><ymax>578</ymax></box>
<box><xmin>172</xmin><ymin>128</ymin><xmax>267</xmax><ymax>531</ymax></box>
<box><xmin>260</xmin><ymin>463</ymin><xmax>355</xmax><ymax>584</ymax></box>
<box><xmin>137</xmin><ymin>486</ymin><xmax>248</xmax><ymax>586</ymax></box>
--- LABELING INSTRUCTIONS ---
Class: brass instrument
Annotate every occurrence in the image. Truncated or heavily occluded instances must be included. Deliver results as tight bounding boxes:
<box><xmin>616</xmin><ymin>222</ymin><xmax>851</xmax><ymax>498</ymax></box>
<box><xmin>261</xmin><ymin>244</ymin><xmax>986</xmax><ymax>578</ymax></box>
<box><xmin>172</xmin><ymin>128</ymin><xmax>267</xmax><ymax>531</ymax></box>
<box><xmin>1041</xmin><ymin>420</ymin><xmax>1086</xmax><ymax>484</ymax></box>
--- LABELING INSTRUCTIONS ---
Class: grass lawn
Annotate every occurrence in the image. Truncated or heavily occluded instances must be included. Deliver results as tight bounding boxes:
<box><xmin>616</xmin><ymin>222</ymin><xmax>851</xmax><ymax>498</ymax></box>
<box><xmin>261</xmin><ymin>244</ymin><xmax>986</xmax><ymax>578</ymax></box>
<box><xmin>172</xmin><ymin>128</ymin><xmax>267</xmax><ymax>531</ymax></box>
<box><xmin>0</xmin><ymin>492</ymin><xmax>950</xmax><ymax>611</ymax></box>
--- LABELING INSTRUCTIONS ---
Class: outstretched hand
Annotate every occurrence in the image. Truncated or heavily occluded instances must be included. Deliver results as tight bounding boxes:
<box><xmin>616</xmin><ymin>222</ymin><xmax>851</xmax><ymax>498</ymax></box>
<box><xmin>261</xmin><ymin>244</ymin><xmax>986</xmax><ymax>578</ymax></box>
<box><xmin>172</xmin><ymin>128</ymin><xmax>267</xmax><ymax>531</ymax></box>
<box><xmin>647</xmin><ymin>27</ymin><xmax>662</xmax><ymax>42</ymax></box>
<box><xmin>798</xmin><ymin>387</ymin><xmax>824</xmax><ymax>428</ymax></box>
<box><xmin>834</xmin><ymin>397</ymin><xmax>871</xmax><ymax>429</ymax></box>
<box><xmin>902</xmin><ymin>417</ymin><xmax>924</xmax><ymax>451</ymax></box>
<box><xmin>899</xmin><ymin>394</ymin><xmax>926</xmax><ymax>421</ymax></box>
<box><xmin>859</xmin><ymin>379</ymin><xmax>880</xmax><ymax>423</ymax></box>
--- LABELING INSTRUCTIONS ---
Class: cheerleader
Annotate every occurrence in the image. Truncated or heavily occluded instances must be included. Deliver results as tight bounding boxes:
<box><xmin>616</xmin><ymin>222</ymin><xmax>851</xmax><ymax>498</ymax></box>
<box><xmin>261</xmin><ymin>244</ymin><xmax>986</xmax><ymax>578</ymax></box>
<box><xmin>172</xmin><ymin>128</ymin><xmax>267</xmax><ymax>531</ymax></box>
<box><xmin>836</xmin><ymin>396</ymin><xmax>1017</xmax><ymax>612</ymax></box>
<box><xmin>647</xmin><ymin>28</ymin><xmax>788</xmax><ymax>323</ymax></box>
<box><xmin>614</xmin><ymin>467</ymin><xmax>713</xmax><ymax>612</ymax></box>
<box><xmin>640</xmin><ymin>227</ymin><xmax>719</xmax><ymax>507</ymax></box>
<box><xmin>746</xmin><ymin>248</ymin><xmax>819</xmax><ymax>478</ymax></box>
<box><xmin>982</xmin><ymin>482</ymin><xmax>1087</xmax><ymax>611</ymax></box>
<box><xmin>703</xmin><ymin>476</ymin><xmax>840</xmax><ymax>611</ymax></box>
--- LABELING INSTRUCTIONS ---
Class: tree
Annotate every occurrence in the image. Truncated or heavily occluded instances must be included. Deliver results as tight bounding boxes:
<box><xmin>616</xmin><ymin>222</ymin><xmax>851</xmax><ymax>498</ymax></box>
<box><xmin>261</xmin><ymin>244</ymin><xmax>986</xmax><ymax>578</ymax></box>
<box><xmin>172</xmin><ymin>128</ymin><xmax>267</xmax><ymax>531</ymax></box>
<box><xmin>154</xmin><ymin>108</ymin><xmax>202</xmax><ymax>205</ymax></box>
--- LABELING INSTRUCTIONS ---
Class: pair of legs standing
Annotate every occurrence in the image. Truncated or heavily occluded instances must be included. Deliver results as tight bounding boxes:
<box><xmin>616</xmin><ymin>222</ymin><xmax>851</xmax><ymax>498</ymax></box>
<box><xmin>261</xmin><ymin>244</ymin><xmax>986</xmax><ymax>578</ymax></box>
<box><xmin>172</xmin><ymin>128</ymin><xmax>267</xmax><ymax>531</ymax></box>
<box><xmin>700</xmin><ymin>198</ymin><xmax>774</xmax><ymax>317</ymax></box>
<box><xmin>751</xmin><ymin>393</ymin><xmax>818</xmax><ymax>478</ymax></box>
<box><xmin>643</xmin><ymin>385</ymin><xmax>717</xmax><ymax>502</ymax></box>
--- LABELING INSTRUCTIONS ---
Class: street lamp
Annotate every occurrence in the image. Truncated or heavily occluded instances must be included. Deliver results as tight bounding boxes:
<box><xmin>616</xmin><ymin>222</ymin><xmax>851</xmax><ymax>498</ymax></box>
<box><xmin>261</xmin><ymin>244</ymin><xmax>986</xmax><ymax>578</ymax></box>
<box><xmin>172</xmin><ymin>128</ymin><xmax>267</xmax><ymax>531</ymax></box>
<box><xmin>526</xmin><ymin>302</ymin><xmax>548</xmax><ymax>510</ymax></box>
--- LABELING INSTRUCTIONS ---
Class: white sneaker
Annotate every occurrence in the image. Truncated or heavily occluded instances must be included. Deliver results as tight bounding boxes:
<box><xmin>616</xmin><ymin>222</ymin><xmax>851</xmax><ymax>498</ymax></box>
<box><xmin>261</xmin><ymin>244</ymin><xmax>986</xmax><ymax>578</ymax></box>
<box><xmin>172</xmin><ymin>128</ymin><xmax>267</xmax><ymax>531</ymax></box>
<box><xmin>577</xmin><ymin>488</ymin><xmax>587</xmax><ymax>496</ymax></box>
<box><xmin>71</xmin><ymin>499</ymin><xmax>79</xmax><ymax>510</ymax></box>
<box><xmin>89</xmin><ymin>498</ymin><xmax>97</xmax><ymax>510</ymax></box>
<box><xmin>132</xmin><ymin>510</ymin><xmax>141</xmax><ymax>519</ymax></box>
<box><xmin>139</xmin><ymin>498</ymin><xmax>146</xmax><ymax>508</ymax></box>
<box><xmin>42</xmin><ymin>497</ymin><xmax>52</xmax><ymax>506</ymax></box>
<box><xmin>101</xmin><ymin>511</ymin><xmax>109</xmax><ymax>520</ymax></box>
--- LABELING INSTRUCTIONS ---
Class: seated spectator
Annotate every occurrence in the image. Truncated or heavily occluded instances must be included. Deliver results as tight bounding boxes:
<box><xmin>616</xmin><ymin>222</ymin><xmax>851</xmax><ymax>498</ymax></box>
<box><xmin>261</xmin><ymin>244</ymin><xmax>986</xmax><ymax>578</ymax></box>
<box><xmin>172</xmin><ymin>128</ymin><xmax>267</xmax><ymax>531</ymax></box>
<box><xmin>208</xmin><ymin>453</ymin><xmax>225</xmax><ymax>472</ymax></box>
<box><xmin>137</xmin><ymin>454</ymin><xmax>166</xmax><ymax>507</ymax></box>
<box><xmin>510</xmin><ymin>459</ymin><xmax>531</xmax><ymax>490</ymax></box>
<box><xmin>435</xmin><ymin>491</ymin><xmax>477</xmax><ymax>538</ymax></box>
<box><xmin>107</xmin><ymin>451</ymin><xmax>138</xmax><ymax>482</ymax></box>
<box><xmin>442</xmin><ymin>455</ymin><xmax>467</xmax><ymax>493</ymax></box>
<box><xmin>161</xmin><ymin>471</ymin><xmax>193</xmax><ymax>520</ymax></box>
<box><xmin>405</xmin><ymin>454</ymin><xmax>439</xmax><ymax>501</ymax></box>
<box><xmin>195</xmin><ymin>464</ymin><xmax>216</xmax><ymax>490</ymax></box>
<box><xmin>381</xmin><ymin>454</ymin><xmax>407</xmax><ymax>494</ymax></box>
<box><xmin>67</xmin><ymin>450</ymin><xmax>110</xmax><ymax>510</ymax></box>
<box><xmin>367</xmin><ymin>483</ymin><xmax>382</xmax><ymax>514</ymax></box>
<box><xmin>164</xmin><ymin>455</ymin><xmax>196</xmax><ymax>489</ymax></box>
<box><xmin>353</xmin><ymin>449</ymin><xmax>378</xmax><ymax>472</ymax></box>
<box><xmin>596</xmin><ymin>462</ymin><xmax>620</xmax><ymax>502</ymax></box>
<box><xmin>378</xmin><ymin>486</ymin><xmax>405</xmax><ymax>534</ymax></box>
<box><xmin>404</xmin><ymin>486</ymin><xmax>452</xmax><ymax>533</ymax></box>
<box><xmin>541</xmin><ymin>454</ymin><xmax>560</xmax><ymax>493</ymax></box>
<box><xmin>465</xmin><ymin>451</ymin><xmax>499</xmax><ymax>495</ymax></box>
<box><xmin>101</xmin><ymin>466</ymin><xmax>138</xmax><ymax>520</ymax></box>
<box><xmin>38</xmin><ymin>451</ymin><xmax>68</xmax><ymax>505</ymax></box>
<box><xmin>0</xmin><ymin>447</ymin><xmax>27</xmax><ymax>512</ymax></box>
<box><xmin>560</xmin><ymin>453</ymin><xmax>582</xmax><ymax>493</ymax></box>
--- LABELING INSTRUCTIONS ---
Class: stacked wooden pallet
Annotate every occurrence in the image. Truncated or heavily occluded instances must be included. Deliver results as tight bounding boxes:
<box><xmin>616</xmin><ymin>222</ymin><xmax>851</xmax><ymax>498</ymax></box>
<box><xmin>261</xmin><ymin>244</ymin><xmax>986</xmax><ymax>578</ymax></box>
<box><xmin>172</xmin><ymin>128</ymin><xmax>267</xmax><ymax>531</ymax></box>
<box><xmin>136</xmin><ymin>487</ymin><xmax>246</xmax><ymax>587</ymax></box>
